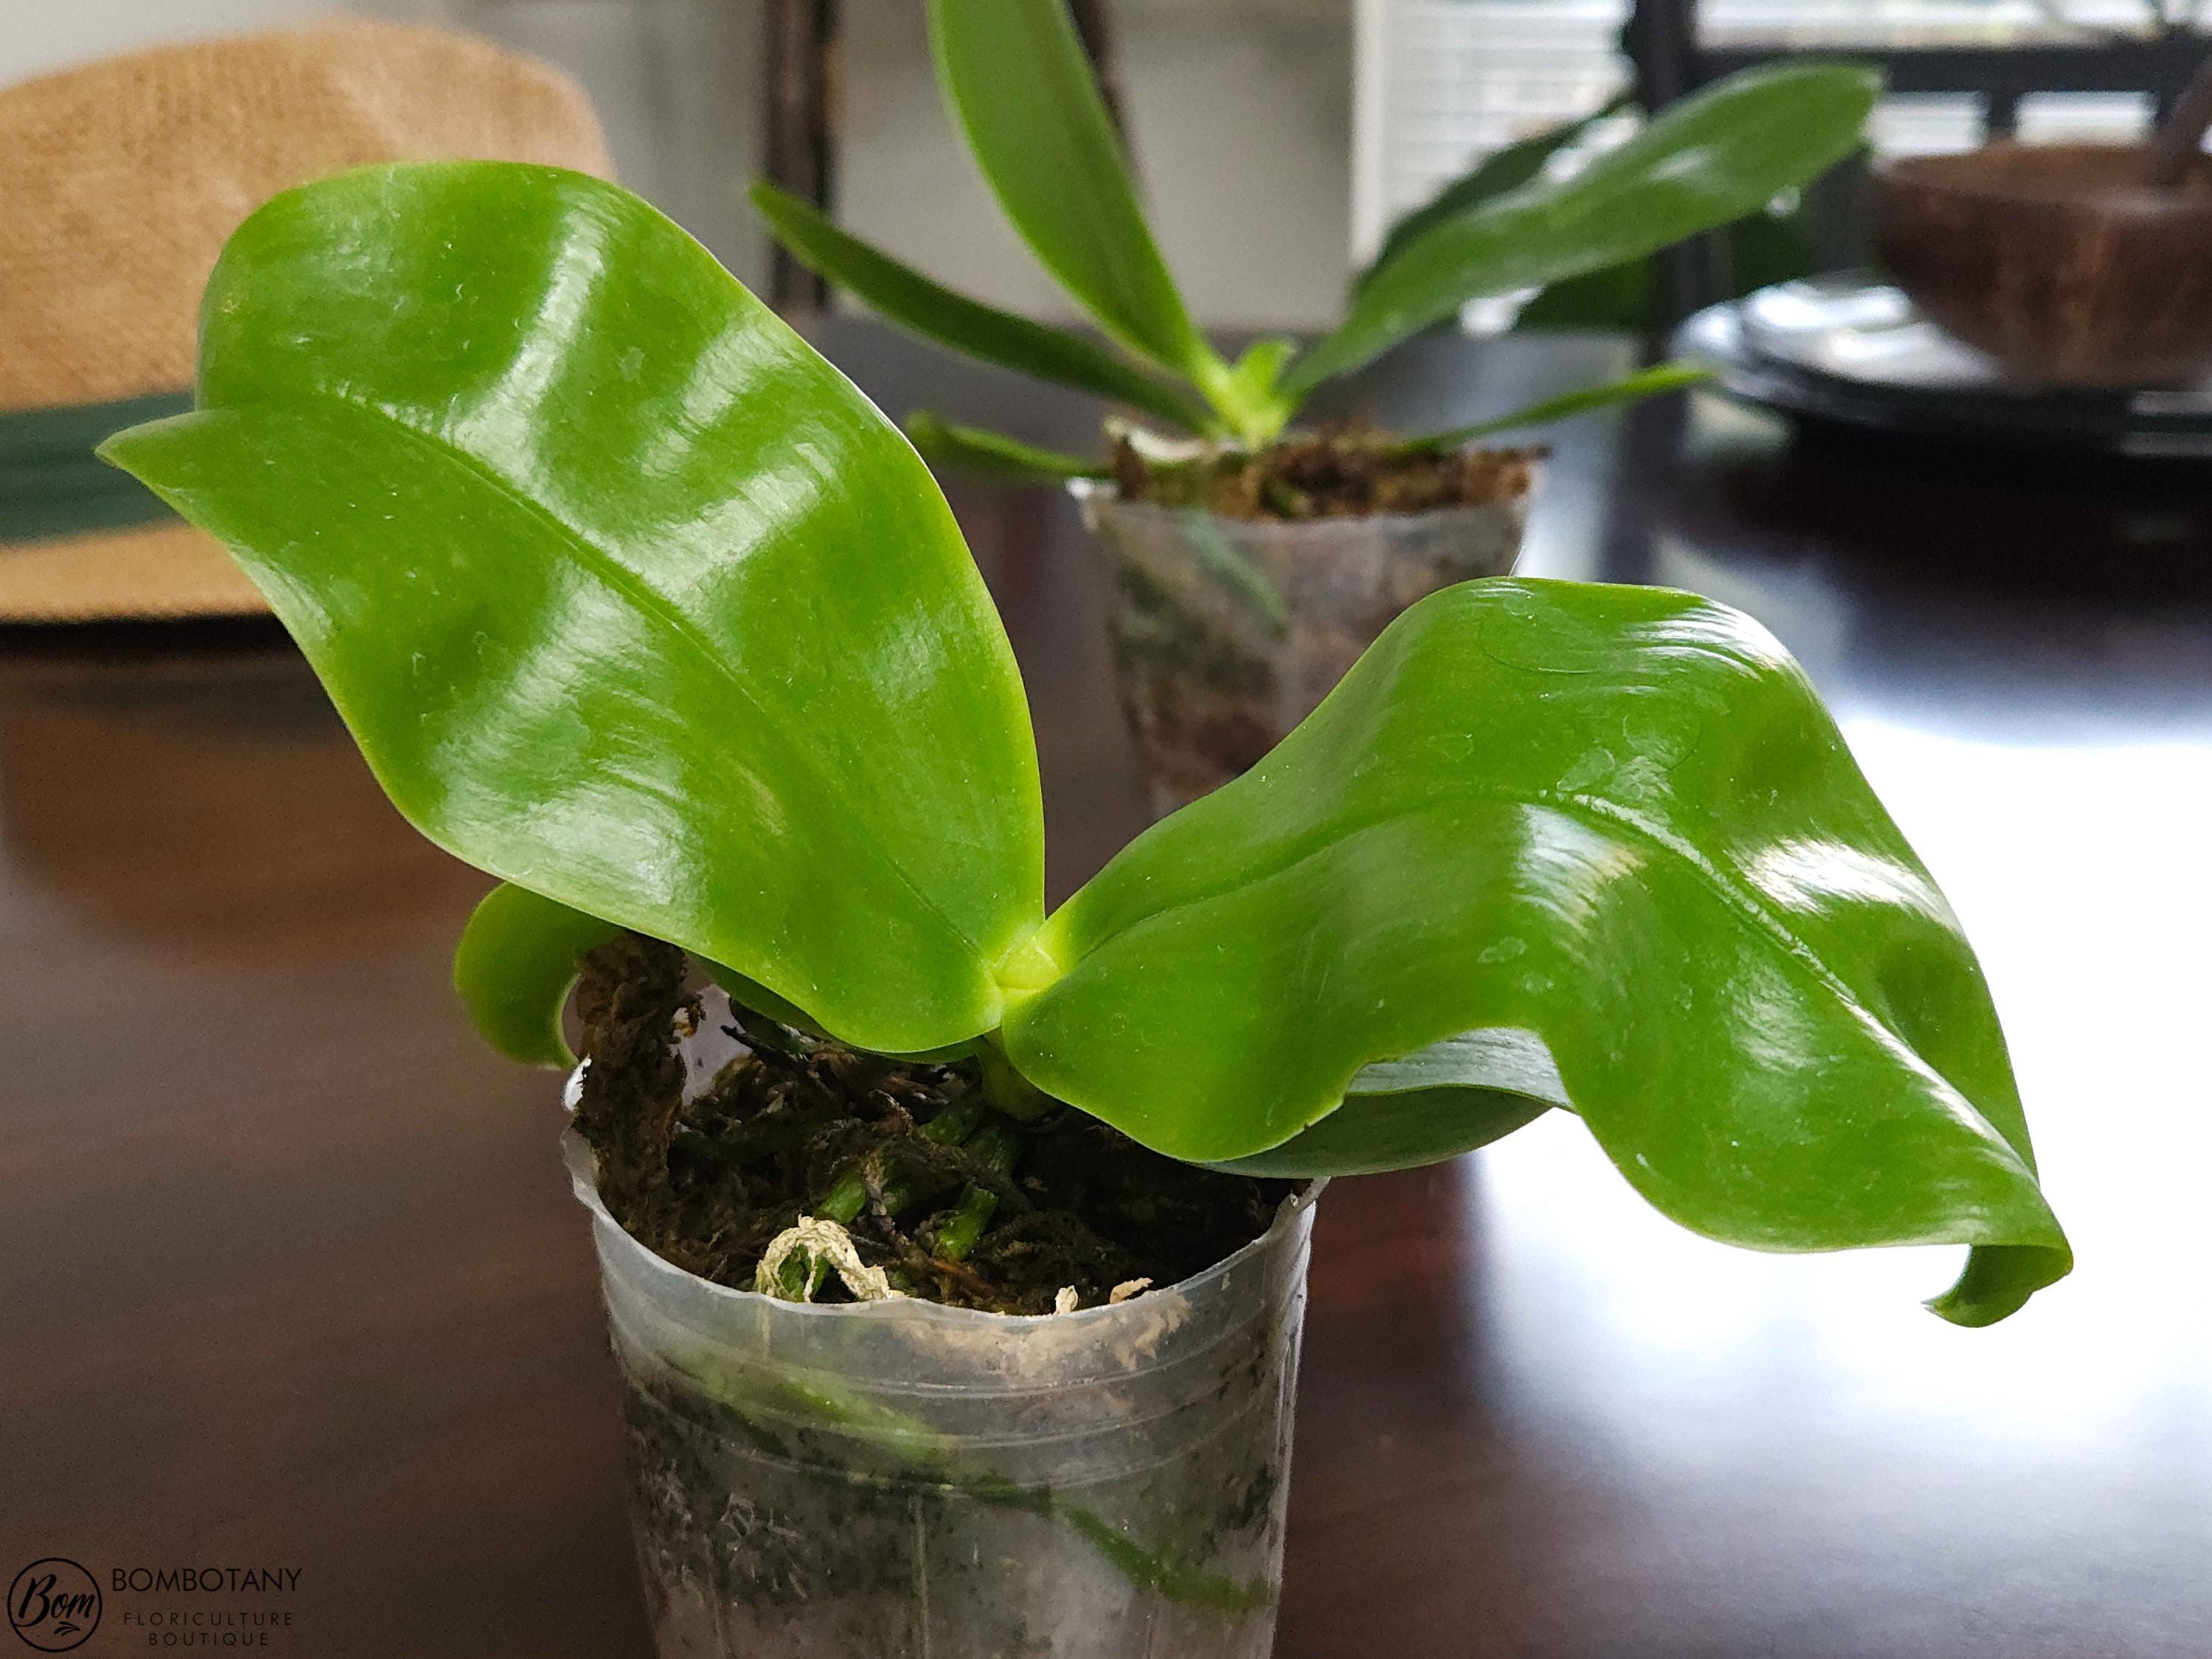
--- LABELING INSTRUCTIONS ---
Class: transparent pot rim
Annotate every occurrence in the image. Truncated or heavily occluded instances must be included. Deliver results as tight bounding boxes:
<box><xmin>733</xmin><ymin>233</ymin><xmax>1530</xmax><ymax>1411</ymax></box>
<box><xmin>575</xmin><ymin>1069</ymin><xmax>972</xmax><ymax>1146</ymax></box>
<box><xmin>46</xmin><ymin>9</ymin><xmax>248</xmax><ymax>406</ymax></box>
<box><xmin>563</xmin><ymin>1124</ymin><xmax>1324</xmax><ymax>1333</ymax></box>
<box><xmin>1066</xmin><ymin>471</ymin><xmax>1539</xmax><ymax>532</ymax></box>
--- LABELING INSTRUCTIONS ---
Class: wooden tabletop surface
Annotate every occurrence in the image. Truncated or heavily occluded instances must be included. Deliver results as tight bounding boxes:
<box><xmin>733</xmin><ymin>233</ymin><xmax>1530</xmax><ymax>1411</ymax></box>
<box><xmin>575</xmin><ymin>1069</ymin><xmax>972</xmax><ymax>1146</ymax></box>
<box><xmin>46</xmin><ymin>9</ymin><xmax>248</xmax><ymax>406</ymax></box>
<box><xmin>4</xmin><ymin>319</ymin><xmax>2208</xmax><ymax>1657</ymax></box>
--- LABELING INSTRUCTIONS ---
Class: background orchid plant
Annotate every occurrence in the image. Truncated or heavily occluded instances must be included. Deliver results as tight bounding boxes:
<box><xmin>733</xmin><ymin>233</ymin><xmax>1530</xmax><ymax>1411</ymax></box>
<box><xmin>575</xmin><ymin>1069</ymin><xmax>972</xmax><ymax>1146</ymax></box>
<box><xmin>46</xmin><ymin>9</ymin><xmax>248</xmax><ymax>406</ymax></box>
<box><xmin>103</xmin><ymin>161</ymin><xmax>2067</xmax><ymax>1324</ymax></box>
<box><xmin>748</xmin><ymin>0</ymin><xmax>1879</xmax><ymax>481</ymax></box>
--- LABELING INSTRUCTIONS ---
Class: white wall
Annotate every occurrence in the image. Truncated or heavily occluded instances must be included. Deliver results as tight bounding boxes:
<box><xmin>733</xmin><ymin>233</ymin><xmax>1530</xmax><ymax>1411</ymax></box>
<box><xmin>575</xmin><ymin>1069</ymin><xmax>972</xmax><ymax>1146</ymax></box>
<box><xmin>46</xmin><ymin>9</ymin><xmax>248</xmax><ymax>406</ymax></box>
<box><xmin>0</xmin><ymin>0</ymin><xmax>450</xmax><ymax>85</ymax></box>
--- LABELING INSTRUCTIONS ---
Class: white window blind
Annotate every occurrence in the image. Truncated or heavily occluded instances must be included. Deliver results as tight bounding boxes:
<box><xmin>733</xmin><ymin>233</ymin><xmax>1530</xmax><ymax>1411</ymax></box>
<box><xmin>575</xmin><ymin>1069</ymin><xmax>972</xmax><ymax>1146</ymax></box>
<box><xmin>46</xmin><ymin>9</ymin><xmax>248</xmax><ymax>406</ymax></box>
<box><xmin>1353</xmin><ymin>0</ymin><xmax>2191</xmax><ymax>260</ymax></box>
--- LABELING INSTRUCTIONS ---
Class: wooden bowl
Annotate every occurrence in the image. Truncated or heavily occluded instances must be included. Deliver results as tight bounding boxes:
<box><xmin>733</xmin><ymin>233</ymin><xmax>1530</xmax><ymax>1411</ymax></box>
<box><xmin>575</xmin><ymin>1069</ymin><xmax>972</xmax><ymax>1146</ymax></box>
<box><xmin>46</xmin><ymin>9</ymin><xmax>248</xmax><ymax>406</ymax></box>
<box><xmin>1870</xmin><ymin>142</ymin><xmax>2212</xmax><ymax>388</ymax></box>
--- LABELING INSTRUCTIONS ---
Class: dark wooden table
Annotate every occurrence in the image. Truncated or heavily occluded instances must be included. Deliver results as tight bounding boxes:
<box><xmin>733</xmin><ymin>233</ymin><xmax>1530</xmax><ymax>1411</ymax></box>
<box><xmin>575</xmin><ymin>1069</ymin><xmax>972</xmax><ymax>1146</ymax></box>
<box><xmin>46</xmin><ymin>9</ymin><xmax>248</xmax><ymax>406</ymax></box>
<box><xmin>7</xmin><ymin>321</ymin><xmax>2209</xmax><ymax>1658</ymax></box>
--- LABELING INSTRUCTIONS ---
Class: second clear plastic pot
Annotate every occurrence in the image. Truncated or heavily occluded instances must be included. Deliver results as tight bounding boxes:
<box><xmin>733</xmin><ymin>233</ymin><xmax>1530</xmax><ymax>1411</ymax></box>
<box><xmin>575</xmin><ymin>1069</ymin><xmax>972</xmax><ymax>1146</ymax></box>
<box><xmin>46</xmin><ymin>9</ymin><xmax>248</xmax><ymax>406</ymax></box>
<box><xmin>571</xmin><ymin>1134</ymin><xmax>1321</xmax><ymax>1659</ymax></box>
<box><xmin>1074</xmin><ymin>479</ymin><xmax>1533</xmax><ymax>815</ymax></box>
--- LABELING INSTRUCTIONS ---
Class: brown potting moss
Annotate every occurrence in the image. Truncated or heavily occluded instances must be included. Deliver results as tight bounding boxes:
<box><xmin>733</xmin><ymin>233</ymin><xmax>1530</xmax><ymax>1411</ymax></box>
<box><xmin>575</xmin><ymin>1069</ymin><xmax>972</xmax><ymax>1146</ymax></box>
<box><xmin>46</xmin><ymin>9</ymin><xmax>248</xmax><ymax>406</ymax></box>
<box><xmin>1112</xmin><ymin>428</ymin><xmax>1541</xmax><ymax>521</ymax></box>
<box><xmin>571</xmin><ymin>937</ymin><xmax>1295</xmax><ymax>1315</ymax></box>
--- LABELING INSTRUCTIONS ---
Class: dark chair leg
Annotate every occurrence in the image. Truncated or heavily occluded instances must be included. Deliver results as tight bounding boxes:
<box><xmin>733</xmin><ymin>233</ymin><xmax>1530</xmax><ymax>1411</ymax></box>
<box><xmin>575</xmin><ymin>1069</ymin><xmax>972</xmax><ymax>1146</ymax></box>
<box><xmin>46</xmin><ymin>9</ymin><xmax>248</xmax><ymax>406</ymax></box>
<box><xmin>765</xmin><ymin>0</ymin><xmax>836</xmax><ymax>313</ymax></box>
<box><xmin>1624</xmin><ymin>0</ymin><xmax>1716</xmax><ymax>325</ymax></box>
<box><xmin>1985</xmin><ymin>86</ymin><xmax>2021</xmax><ymax>140</ymax></box>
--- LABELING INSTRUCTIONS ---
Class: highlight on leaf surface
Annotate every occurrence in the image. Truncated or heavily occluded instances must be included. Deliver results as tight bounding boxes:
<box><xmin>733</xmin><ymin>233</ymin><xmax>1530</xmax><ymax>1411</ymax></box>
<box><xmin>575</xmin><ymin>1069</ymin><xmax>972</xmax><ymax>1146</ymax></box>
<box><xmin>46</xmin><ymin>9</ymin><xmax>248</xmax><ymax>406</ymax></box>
<box><xmin>101</xmin><ymin>161</ymin><xmax>1045</xmax><ymax>1057</ymax></box>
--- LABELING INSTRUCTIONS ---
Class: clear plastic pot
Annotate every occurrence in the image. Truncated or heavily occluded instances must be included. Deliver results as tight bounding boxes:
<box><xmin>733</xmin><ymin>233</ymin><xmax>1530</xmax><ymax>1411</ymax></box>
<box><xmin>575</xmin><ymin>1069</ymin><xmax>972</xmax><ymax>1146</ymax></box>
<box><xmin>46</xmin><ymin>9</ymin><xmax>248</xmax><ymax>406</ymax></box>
<box><xmin>1074</xmin><ymin>479</ymin><xmax>1534</xmax><ymax>815</ymax></box>
<box><xmin>568</xmin><ymin>1134</ymin><xmax>1321</xmax><ymax>1659</ymax></box>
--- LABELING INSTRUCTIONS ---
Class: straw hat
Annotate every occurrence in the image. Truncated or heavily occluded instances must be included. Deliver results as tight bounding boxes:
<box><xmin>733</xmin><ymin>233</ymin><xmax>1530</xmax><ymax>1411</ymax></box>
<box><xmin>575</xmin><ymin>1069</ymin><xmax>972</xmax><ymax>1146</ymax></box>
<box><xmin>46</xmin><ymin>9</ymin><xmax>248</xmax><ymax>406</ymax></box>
<box><xmin>0</xmin><ymin>19</ymin><xmax>616</xmax><ymax>622</ymax></box>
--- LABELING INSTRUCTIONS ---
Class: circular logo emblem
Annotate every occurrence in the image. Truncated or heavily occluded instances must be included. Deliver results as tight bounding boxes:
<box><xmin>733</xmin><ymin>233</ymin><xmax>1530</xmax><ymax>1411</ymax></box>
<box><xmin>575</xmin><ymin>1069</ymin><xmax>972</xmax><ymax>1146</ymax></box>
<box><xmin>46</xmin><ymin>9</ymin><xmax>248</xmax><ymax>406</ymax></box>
<box><xmin>7</xmin><ymin>1560</ymin><xmax>100</xmax><ymax>1652</ymax></box>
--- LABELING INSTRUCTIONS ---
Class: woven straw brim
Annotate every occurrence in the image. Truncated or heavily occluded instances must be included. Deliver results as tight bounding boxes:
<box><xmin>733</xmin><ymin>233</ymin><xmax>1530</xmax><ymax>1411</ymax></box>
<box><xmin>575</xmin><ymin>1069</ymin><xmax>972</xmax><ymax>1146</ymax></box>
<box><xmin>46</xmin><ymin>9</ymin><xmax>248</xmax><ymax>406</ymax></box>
<box><xmin>0</xmin><ymin>521</ymin><xmax>264</xmax><ymax>622</ymax></box>
<box><xmin>0</xmin><ymin>17</ymin><xmax>614</xmax><ymax>624</ymax></box>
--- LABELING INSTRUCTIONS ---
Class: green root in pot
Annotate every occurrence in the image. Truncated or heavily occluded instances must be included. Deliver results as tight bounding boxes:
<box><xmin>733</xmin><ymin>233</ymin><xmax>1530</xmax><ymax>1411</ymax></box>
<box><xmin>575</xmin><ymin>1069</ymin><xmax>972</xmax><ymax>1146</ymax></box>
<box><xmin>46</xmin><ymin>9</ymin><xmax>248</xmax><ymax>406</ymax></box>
<box><xmin>571</xmin><ymin>936</ymin><xmax>1295</xmax><ymax>1315</ymax></box>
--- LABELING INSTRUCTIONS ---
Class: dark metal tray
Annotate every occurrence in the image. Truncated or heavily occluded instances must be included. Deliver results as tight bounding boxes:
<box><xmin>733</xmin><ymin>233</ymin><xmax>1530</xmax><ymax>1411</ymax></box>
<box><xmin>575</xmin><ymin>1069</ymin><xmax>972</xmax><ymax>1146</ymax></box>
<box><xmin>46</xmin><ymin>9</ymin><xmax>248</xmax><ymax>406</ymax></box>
<box><xmin>1674</xmin><ymin>273</ymin><xmax>2212</xmax><ymax>458</ymax></box>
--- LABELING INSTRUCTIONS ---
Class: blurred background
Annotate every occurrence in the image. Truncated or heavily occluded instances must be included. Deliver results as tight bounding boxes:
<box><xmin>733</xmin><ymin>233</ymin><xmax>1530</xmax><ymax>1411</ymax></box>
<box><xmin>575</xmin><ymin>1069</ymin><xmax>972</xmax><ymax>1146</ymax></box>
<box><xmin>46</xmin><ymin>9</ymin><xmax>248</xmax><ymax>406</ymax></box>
<box><xmin>12</xmin><ymin>0</ymin><xmax>2197</xmax><ymax>333</ymax></box>
<box><xmin>1</xmin><ymin>0</ymin><xmax>1354</xmax><ymax>327</ymax></box>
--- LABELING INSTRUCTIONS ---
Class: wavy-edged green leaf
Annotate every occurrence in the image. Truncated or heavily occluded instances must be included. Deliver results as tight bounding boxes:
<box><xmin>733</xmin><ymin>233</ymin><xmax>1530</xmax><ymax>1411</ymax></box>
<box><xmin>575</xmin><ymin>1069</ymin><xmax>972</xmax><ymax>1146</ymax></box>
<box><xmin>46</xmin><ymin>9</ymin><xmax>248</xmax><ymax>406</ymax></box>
<box><xmin>1349</xmin><ymin>1027</ymin><xmax>1568</xmax><ymax>1102</ymax></box>
<box><xmin>750</xmin><ymin>184</ymin><xmax>1210</xmax><ymax>432</ymax></box>
<box><xmin>1212</xmin><ymin>1085</ymin><xmax>1548</xmax><ymax>1178</ymax></box>
<box><xmin>1004</xmin><ymin>578</ymin><xmax>2070</xmax><ymax>1324</ymax></box>
<box><xmin>906</xmin><ymin>413</ymin><xmax>1107</xmax><ymax>484</ymax></box>
<box><xmin>927</xmin><ymin>0</ymin><xmax>1207</xmax><ymax>379</ymax></box>
<box><xmin>1209</xmin><ymin>1029</ymin><xmax>1564</xmax><ymax>1177</ymax></box>
<box><xmin>453</xmin><ymin>883</ymin><xmax>622</xmax><ymax>1068</ymax></box>
<box><xmin>1355</xmin><ymin>90</ymin><xmax>1635</xmax><ymax>297</ymax></box>
<box><xmin>1392</xmin><ymin>362</ymin><xmax>1711</xmax><ymax>454</ymax></box>
<box><xmin>1284</xmin><ymin>63</ymin><xmax>1879</xmax><ymax>399</ymax></box>
<box><xmin>102</xmin><ymin>162</ymin><xmax>1043</xmax><ymax>1055</ymax></box>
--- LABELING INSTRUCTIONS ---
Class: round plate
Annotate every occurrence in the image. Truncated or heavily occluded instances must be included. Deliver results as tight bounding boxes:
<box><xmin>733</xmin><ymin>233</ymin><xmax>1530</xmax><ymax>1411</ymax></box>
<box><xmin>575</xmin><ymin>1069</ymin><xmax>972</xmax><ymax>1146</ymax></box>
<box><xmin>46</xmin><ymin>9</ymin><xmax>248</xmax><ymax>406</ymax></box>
<box><xmin>1674</xmin><ymin>272</ymin><xmax>2212</xmax><ymax>458</ymax></box>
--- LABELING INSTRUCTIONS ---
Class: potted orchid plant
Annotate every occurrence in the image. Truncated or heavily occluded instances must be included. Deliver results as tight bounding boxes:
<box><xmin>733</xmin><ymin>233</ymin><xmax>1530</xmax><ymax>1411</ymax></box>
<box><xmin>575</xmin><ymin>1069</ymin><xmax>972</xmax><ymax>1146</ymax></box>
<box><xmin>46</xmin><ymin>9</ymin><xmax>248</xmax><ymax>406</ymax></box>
<box><xmin>751</xmin><ymin>0</ymin><xmax>1878</xmax><ymax>809</ymax></box>
<box><xmin>105</xmin><ymin>161</ymin><xmax>2065</xmax><ymax>1659</ymax></box>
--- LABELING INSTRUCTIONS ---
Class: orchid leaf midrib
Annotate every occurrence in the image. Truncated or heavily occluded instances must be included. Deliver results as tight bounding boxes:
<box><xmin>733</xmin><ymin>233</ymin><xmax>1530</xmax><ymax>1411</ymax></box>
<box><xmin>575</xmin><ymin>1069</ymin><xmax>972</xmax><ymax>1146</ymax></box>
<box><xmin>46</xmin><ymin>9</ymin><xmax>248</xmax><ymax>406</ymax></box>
<box><xmin>274</xmin><ymin>388</ymin><xmax>1004</xmax><ymax>984</ymax></box>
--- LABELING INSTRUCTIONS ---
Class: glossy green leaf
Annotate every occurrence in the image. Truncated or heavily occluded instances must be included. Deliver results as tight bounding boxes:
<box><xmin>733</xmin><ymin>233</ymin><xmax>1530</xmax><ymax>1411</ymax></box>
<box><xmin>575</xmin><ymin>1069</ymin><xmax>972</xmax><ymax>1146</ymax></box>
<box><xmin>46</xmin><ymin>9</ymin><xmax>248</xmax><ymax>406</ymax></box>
<box><xmin>927</xmin><ymin>0</ymin><xmax>1208</xmax><ymax>380</ymax></box>
<box><xmin>1211</xmin><ymin>1085</ymin><xmax>1549</xmax><ymax>1178</ymax></box>
<box><xmin>453</xmin><ymin>883</ymin><xmax>622</xmax><ymax>1068</ymax></box>
<box><xmin>905</xmin><ymin>413</ymin><xmax>1107</xmax><ymax>483</ymax></box>
<box><xmin>1283</xmin><ymin>63</ymin><xmax>1879</xmax><ymax>399</ymax></box>
<box><xmin>1354</xmin><ymin>91</ymin><xmax>1634</xmax><ymax>298</ymax></box>
<box><xmin>1209</xmin><ymin>1030</ymin><xmax>1563</xmax><ymax>1178</ymax></box>
<box><xmin>102</xmin><ymin>162</ymin><xmax>1044</xmax><ymax>1055</ymax></box>
<box><xmin>1004</xmin><ymin>579</ymin><xmax>2070</xmax><ymax>1324</ymax></box>
<box><xmin>750</xmin><ymin>184</ymin><xmax>1211</xmax><ymax>432</ymax></box>
<box><xmin>1391</xmin><ymin>362</ymin><xmax>1711</xmax><ymax>454</ymax></box>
